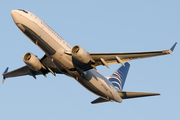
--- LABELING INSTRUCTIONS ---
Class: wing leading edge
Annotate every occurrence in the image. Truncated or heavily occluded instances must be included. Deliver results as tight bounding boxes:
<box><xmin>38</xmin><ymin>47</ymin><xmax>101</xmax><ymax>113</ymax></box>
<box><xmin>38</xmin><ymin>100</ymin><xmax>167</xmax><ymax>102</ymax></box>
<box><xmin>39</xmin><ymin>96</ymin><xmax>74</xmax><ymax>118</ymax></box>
<box><xmin>90</xmin><ymin>42</ymin><xmax>177</xmax><ymax>67</ymax></box>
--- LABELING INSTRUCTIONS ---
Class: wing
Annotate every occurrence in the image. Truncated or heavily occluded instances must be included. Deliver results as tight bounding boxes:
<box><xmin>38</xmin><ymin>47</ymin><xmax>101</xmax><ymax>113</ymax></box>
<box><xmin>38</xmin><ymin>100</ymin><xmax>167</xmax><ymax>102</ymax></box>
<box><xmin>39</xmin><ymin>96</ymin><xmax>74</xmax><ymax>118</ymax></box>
<box><xmin>2</xmin><ymin>54</ymin><xmax>61</xmax><ymax>83</ymax></box>
<box><xmin>90</xmin><ymin>42</ymin><xmax>177</xmax><ymax>67</ymax></box>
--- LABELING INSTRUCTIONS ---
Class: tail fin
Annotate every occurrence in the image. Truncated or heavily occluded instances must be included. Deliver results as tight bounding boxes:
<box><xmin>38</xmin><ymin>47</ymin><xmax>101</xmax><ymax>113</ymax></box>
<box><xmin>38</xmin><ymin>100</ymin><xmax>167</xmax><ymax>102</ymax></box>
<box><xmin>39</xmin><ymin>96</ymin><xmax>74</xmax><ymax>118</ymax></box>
<box><xmin>109</xmin><ymin>62</ymin><xmax>130</xmax><ymax>91</ymax></box>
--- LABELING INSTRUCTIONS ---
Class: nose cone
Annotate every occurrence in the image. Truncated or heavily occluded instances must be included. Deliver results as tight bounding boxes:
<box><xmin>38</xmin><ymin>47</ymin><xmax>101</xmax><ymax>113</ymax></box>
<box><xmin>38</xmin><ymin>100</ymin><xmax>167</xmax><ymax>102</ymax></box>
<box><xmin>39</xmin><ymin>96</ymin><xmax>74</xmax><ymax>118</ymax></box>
<box><xmin>11</xmin><ymin>10</ymin><xmax>19</xmax><ymax>24</ymax></box>
<box><xmin>11</xmin><ymin>10</ymin><xmax>15</xmax><ymax>16</ymax></box>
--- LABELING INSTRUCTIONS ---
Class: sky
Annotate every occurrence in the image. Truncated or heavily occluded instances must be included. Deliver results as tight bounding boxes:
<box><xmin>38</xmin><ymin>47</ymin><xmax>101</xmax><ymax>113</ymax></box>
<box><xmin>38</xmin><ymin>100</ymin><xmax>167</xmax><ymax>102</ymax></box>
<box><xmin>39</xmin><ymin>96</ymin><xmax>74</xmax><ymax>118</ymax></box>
<box><xmin>0</xmin><ymin>0</ymin><xmax>180</xmax><ymax>120</ymax></box>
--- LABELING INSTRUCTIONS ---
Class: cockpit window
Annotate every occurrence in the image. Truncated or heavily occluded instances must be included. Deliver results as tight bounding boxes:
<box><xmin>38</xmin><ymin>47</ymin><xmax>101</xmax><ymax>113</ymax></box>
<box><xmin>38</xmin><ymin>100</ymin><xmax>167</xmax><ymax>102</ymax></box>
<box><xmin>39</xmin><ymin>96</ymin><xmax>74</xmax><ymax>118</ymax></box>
<box><xmin>18</xmin><ymin>9</ymin><xmax>28</xmax><ymax>14</ymax></box>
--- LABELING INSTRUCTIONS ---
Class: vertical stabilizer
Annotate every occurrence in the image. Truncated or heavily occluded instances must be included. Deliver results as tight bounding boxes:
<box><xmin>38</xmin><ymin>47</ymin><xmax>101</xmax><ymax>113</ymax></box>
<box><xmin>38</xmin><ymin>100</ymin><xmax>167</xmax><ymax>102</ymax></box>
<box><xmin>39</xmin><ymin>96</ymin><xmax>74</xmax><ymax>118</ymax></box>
<box><xmin>109</xmin><ymin>62</ymin><xmax>130</xmax><ymax>91</ymax></box>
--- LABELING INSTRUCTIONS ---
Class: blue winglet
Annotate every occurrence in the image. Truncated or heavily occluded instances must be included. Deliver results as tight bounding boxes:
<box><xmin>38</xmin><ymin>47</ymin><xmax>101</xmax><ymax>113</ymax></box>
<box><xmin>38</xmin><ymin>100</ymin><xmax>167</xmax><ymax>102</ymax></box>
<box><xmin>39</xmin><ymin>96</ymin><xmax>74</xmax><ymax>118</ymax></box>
<box><xmin>170</xmin><ymin>42</ymin><xmax>177</xmax><ymax>52</ymax></box>
<box><xmin>2</xmin><ymin>67</ymin><xmax>9</xmax><ymax>84</ymax></box>
<box><xmin>3</xmin><ymin>67</ymin><xmax>9</xmax><ymax>74</ymax></box>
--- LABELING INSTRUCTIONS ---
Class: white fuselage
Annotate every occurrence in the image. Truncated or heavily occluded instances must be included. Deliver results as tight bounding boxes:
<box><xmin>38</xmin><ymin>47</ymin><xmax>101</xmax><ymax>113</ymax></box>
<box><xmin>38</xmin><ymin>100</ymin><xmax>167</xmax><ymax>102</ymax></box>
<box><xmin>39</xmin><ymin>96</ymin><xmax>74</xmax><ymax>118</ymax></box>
<box><xmin>11</xmin><ymin>9</ymin><xmax>122</xmax><ymax>103</ymax></box>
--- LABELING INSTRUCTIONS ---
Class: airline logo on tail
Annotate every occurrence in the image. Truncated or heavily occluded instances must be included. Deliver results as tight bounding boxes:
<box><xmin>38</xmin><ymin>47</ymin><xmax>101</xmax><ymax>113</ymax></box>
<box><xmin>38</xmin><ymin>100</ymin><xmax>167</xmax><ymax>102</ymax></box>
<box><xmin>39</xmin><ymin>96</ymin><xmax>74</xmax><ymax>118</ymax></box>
<box><xmin>109</xmin><ymin>62</ymin><xmax>130</xmax><ymax>91</ymax></box>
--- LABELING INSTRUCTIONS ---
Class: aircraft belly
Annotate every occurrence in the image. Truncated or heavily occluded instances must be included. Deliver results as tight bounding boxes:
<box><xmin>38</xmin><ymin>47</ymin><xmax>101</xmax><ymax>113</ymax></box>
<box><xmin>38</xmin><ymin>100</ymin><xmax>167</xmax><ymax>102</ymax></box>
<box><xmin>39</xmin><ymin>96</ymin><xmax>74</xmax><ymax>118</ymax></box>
<box><xmin>18</xmin><ymin>17</ymin><xmax>65</xmax><ymax>56</ymax></box>
<box><xmin>19</xmin><ymin>24</ymin><xmax>55</xmax><ymax>55</ymax></box>
<box><xmin>77</xmin><ymin>70</ymin><xmax>115</xmax><ymax>100</ymax></box>
<box><xmin>77</xmin><ymin>77</ymin><xmax>108</xmax><ymax>99</ymax></box>
<box><xmin>17</xmin><ymin>23</ymin><xmax>78</xmax><ymax>78</ymax></box>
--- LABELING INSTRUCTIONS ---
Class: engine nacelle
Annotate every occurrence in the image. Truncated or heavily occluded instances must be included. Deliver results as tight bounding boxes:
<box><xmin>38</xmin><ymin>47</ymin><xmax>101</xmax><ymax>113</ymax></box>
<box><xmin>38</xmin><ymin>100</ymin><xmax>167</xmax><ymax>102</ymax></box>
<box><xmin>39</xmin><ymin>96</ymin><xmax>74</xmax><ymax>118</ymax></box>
<box><xmin>72</xmin><ymin>45</ymin><xmax>91</xmax><ymax>64</ymax></box>
<box><xmin>23</xmin><ymin>53</ymin><xmax>42</xmax><ymax>71</ymax></box>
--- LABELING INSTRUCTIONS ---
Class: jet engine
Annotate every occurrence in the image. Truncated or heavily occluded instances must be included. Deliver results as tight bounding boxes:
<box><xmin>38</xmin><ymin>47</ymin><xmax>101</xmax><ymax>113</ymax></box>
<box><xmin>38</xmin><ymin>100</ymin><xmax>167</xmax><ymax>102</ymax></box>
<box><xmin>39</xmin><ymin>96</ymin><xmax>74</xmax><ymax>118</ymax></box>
<box><xmin>72</xmin><ymin>45</ymin><xmax>91</xmax><ymax>64</ymax></box>
<box><xmin>23</xmin><ymin>53</ymin><xmax>43</xmax><ymax>71</ymax></box>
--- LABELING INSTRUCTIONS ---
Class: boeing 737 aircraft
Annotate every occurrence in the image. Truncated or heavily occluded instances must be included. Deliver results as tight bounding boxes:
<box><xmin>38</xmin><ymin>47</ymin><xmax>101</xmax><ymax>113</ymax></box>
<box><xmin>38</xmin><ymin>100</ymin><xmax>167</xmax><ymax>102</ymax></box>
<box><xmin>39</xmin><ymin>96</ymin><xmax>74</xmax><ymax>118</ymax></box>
<box><xmin>2</xmin><ymin>9</ymin><xmax>177</xmax><ymax>104</ymax></box>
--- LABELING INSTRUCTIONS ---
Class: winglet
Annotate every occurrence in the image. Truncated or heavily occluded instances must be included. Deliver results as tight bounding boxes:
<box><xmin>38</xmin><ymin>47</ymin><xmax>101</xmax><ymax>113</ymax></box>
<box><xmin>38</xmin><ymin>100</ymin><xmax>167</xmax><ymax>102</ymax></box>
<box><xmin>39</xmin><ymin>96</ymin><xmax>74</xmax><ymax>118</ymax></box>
<box><xmin>169</xmin><ymin>42</ymin><xmax>177</xmax><ymax>54</ymax></box>
<box><xmin>3</xmin><ymin>67</ymin><xmax>9</xmax><ymax>74</ymax></box>
<box><xmin>2</xmin><ymin>67</ymin><xmax>9</xmax><ymax>84</ymax></box>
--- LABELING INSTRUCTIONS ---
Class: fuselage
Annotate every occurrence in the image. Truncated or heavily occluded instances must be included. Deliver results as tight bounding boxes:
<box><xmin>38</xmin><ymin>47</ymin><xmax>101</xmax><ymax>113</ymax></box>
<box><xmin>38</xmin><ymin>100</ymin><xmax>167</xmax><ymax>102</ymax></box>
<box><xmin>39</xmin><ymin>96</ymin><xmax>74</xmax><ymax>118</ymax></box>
<box><xmin>11</xmin><ymin>9</ymin><xmax>122</xmax><ymax>103</ymax></box>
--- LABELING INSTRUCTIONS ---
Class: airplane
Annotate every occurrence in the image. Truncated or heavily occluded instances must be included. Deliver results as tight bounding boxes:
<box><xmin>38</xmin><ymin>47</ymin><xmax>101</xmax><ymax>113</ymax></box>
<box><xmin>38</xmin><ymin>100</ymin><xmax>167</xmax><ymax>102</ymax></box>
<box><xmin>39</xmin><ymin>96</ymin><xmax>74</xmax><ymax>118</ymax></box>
<box><xmin>2</xmin><ymin>9</ymin><xmax>177</xmax><ymax>104</ymax></box>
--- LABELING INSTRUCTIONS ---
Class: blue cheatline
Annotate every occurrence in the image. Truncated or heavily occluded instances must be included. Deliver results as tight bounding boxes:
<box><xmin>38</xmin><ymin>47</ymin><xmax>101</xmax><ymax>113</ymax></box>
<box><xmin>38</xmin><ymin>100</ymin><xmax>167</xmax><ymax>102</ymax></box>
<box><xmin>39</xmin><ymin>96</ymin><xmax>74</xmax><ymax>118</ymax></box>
<box><xmin>109</xmin><ymin>62</ymin><xmax>130</xmax><ymax>91</ymax></box>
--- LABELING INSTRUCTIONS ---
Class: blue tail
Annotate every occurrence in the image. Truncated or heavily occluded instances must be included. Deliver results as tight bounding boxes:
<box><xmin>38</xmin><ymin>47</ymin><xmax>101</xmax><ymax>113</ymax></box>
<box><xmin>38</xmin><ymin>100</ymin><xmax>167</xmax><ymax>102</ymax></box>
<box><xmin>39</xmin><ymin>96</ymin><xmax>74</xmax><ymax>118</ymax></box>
<box><xmin>109</xmin><ymin>62</ymin><xmax>130</xmax><ymax>91</ymax></box>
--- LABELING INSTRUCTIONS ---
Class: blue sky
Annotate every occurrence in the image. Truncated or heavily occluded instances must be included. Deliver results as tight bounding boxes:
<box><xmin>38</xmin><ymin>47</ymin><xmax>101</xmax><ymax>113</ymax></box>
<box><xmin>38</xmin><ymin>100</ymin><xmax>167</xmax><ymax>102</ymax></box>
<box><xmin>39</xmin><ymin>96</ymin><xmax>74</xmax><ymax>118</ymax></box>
<box><xmin>0</xmin><ymin>0</ymin><xmax>180</xmax><ymax>120</ymax></box>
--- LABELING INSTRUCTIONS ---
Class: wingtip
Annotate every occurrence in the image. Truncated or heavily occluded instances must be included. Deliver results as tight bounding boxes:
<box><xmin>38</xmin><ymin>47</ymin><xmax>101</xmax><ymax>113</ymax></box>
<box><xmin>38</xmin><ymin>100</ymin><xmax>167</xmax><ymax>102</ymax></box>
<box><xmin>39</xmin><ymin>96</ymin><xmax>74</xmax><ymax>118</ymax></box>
<box><xmin>2</xmin><ymin>67</ymin><xmax>9</xmax><ymax>84</ymax></box>
<box><xmin>2</xmin><ymin>78</ymin><xmax>5</xmax><ymax>84</ymax></box>
<box><xmin>3</xmin><ymin>67</ymin><xmax>9</xmax><ymax>74</ymax></box>
<box><xmin>169</xmin><ymin>42</ymin><xmax>177</xmax><ymax>53</ymax></box>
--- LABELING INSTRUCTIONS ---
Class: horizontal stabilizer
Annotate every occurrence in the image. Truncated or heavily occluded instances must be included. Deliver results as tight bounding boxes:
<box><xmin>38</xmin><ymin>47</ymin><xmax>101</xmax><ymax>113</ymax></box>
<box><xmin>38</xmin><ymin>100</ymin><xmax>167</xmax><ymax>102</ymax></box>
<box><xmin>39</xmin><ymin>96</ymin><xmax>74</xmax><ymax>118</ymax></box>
<box><xmin>91</xmin><ymin>92</ymin><xmax>160</xmax><ymax>104</ymax></box>
<box><xmin>118</xmin><ymin>91</ymin><xmax>160</xmax><ymax>99</ymax></box>
<box><xmin>91</xmin><ymin>97</ymin><xmax>109</xmax><ymax>104</ymax></box>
